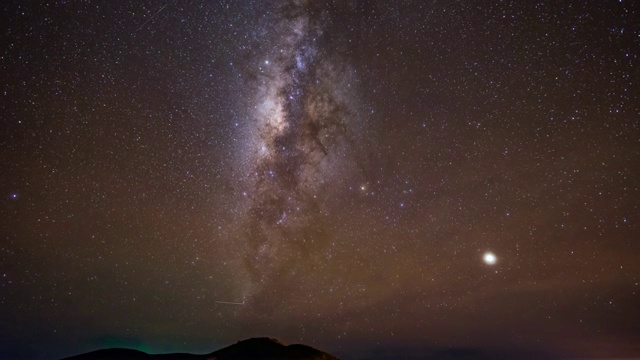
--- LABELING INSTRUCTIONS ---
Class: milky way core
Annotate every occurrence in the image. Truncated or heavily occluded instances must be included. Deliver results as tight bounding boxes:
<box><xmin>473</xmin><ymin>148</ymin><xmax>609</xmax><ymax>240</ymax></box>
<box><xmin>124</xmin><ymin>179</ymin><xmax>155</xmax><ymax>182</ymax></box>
<box><xmin>228</xmin><ymin>1</ymin><xmax>364</xmax><ymax>302</ymax></box>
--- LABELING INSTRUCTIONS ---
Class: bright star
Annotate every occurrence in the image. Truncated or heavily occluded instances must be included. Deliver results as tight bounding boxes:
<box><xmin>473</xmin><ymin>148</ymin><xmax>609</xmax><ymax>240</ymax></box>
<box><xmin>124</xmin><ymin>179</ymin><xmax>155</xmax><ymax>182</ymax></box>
<box><xmin>483</xmin><ymin>252</ymin><xmax>497</xmax><ymax>265</ymax></box>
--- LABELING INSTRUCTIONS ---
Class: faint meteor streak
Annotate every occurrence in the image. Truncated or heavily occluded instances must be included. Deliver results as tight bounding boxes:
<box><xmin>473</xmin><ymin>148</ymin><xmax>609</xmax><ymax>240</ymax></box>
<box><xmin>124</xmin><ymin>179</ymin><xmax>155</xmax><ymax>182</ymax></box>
<box><xmin>134</xmin><ymin>4</ymin><xmax>168</xmax><ymax>33</ymax></box>
<box><xmin>215</xmin><ymin>300</ymin><xmax>245</xmax><ymax>305</ymax></box>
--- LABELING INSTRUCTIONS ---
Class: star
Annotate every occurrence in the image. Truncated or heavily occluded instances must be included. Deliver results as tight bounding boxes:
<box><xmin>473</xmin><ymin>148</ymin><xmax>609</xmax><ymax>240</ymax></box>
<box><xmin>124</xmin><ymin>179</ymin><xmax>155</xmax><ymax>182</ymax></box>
<box><xmin>483</xmin><ymin>252</ymin><xmax>497</xmax><ymax>265</ymax></box>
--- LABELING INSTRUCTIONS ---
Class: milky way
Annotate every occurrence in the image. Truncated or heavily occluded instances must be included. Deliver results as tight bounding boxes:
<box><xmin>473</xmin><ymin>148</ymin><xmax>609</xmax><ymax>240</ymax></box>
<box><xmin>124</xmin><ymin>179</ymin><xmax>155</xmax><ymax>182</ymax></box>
<box><xmin>229</xmin><ymin>1</ymin><xmax>365</xmax><ymax>301</ymax></box>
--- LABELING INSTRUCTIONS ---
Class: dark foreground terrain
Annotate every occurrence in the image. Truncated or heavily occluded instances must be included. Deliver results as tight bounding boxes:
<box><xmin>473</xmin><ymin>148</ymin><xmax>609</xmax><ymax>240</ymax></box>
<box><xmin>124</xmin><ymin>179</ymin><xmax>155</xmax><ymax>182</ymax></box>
<box><xmin>61</xmin><ymin>337</ymin><xmax>339</xmax><ymax>360</ymax></box>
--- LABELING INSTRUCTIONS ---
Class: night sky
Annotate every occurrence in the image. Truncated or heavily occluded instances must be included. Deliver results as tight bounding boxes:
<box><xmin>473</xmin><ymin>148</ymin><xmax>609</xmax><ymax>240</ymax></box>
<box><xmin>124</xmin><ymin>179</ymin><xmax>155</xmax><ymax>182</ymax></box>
<box><xmin>1</xmin><ymin>1</ymin><xmax>639</xmax><ymax>359</ymax></box>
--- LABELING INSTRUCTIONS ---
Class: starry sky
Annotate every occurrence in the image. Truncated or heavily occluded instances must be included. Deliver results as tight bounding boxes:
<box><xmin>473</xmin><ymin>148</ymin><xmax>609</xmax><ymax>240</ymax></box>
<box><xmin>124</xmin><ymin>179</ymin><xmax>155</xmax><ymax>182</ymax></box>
<box><xmin>1</xmin><ymin>1</ymin><xmax>639</xmax><ymax>359</ymax></box>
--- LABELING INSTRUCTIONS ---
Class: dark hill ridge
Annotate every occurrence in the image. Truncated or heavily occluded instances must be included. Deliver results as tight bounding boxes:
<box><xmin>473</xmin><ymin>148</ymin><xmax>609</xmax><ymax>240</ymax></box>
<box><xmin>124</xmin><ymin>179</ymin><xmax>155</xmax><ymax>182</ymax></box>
<box><xmin>61</xmin><ymin>337</ymin><xmax>340</xmax><ymax>360</ymax></box>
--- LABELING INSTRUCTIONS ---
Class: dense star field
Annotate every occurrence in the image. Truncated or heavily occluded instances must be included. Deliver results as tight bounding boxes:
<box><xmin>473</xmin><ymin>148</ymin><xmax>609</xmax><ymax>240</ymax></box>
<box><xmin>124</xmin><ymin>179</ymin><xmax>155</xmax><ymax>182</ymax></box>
<box><xmin>1</xmin><ymin>1</ymin><xmax>639</xmax><ymax>359</ymax></box>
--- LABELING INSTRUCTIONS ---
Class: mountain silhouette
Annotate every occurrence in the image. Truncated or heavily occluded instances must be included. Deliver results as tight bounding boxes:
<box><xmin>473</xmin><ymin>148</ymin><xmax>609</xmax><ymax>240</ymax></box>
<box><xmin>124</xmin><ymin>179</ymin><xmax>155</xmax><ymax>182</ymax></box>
<box><xmin>61</xmin><ymin>337</ymin><xmax>339</xmax><ymax>360</ymax></box>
